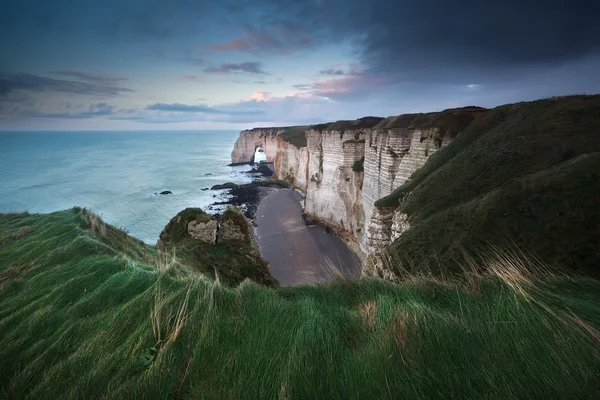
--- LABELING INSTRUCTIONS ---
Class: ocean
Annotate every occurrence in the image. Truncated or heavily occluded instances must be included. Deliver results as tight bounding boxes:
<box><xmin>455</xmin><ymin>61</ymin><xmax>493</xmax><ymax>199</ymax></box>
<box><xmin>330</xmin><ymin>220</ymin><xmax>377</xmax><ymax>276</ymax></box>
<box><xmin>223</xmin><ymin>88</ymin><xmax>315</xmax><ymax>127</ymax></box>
<box><xmin>0</xmin><ymin>131</ymin><xmax>253</xmax><ymax>244</ymax></box>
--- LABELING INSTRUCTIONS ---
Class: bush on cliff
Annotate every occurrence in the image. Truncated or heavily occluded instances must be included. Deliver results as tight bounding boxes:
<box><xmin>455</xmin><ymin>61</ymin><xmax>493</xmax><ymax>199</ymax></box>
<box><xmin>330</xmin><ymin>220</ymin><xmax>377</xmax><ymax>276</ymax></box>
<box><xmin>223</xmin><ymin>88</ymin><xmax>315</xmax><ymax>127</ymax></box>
<box><xmin>1</xmin><ymin>209</ymin><xmax>599</xmax><ymax>399</ymax></box>
<box><xmin>352</xmin><ymin>157</ymin><xmax>365</xmax><ymax>173</ymax></box>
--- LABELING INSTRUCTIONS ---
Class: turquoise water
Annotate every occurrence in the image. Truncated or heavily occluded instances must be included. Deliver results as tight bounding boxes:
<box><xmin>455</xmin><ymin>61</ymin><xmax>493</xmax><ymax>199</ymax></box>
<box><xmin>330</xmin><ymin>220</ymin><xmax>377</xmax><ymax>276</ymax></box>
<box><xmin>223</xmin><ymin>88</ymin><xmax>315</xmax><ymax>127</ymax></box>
<box><xmin>0</xmin><ymin>131</ymin><xmax>252</xmax><ymax>244</ymax></box>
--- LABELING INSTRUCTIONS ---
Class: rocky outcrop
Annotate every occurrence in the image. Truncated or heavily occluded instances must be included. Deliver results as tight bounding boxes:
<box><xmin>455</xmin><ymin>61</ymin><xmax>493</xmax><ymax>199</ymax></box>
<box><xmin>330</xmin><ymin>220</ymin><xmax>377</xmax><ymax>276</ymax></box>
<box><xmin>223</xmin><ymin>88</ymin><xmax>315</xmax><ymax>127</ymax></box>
<box><xmin>157</xmin><ymin>207</ymin><xmax>278</xmax><ymax>287</ymax></box>
<box><xmin>391</xmin><ymin>212</ymin><xmax>411</xmax><ymax>242</ymax></box>
<box><xmin>218</xmin><ymin>207</ymin><xmax>255</xmax><ymax>244</ymax></box>
<box><xmin>211</xmin><ymin>182</ymin><xmax>238</xmax><ymax>190</ymax></box>
<box><xmin>231</xmin><ymin>128</ymin><xmax>281</xmax><ymax>163</ymax></box>
<box><xmin>187</xmin><ymin>219</ymin><xmax>218</xmax><ymax>244</ymax></box>
<box><xmin>231</xmin><ymin>108</ymin><xmax>485</xmax><ymax>262</ymax></box>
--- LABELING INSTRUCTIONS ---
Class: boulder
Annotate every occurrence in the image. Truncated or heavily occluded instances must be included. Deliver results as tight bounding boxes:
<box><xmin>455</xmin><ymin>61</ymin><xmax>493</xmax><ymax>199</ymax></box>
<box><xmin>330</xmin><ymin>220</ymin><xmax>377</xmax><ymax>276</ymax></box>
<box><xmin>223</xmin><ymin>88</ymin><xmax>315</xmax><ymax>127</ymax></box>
<box><xmin>217</xmin><ymin>206</ymin><xmax>253</xmax><ymax>243</ymax></box>
<box><xmin>211</xmin><ymin>182</ymin><xmax>238</xmax><ymax>190</ymax></box>
<box><xmin>187</xmin><ymin>219</ymin><xmax>217</xmax><ymax>244</ymax></box>
<box><xmin>218</xmin><ymin>219</ymin><xmax>247</xmax><ymax>242</ymax></box>
<box><xmin>159</xmin><ymin>190</ymin><xmax>172</xmax><ymax>195</ymax></box>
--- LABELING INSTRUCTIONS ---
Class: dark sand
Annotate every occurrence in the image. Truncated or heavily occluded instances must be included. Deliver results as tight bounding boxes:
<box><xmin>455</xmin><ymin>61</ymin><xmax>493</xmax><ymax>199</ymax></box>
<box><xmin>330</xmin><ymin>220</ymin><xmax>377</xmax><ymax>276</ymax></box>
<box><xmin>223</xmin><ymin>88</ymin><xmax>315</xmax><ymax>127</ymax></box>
<box><xmin>254</xmin><ymin>189</ymin><xmax>362</xmax><ymax>285</ymax></box>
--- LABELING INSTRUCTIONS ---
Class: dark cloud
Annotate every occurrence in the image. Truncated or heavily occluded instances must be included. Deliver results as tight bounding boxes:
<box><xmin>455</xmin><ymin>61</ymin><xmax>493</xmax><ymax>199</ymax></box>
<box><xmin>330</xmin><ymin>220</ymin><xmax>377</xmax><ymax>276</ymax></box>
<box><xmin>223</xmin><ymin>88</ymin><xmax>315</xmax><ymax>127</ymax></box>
<box><xmin>145</xmin><ymin>102</ymin><xmax>264</xmax><ymax>115</ymax></box>
<box><xmin>292</xmin><ymin>84</ymin><xmax>313</xmax><ymax>91</ymax></box>
<box><xmin>319</xmin><ymin>69</ymin><xmax>345</xmax><ymax>76</ymax></box>
<box><xmin>204</xmin><ymin>62</ymin><xmax>268</xmax><ymax>75</ymax></box>
<box><xmin>209</xmin><ymin>28</ymin><xmax>311</xmax><ymax>54</ymax></box>
<box><xmin>17</xmin><ymin>102</ymin><xmax>117</xmax><ymax>119</ymax></box>
<box><xmin>179</xmin><ymin>75</ymin><xmax>200</xmax><ymax>80</ymax></box>
<box><xmin>0</xmin><ymin>73</ymin><xmax>134</xmax><ymax>97</ymax></box>
<box><xmin>53</xmin><ymin>71</ymin><xmax>128</xmax><ymax>84</ymax></box>
<box><xmin>348</xmin><ymin>0</ymin><xmax>600</xmax><ymax>84</ymax></box>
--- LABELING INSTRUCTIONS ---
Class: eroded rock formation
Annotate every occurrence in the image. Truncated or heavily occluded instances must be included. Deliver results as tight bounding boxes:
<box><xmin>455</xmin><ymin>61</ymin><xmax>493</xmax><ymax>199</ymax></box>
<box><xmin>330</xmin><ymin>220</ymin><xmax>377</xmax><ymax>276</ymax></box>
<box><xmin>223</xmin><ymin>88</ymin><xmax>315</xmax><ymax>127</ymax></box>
<box><xmin>231</xmin><ymin>109</ymin><xmax>485</xmax><ymax>260</ymax></box>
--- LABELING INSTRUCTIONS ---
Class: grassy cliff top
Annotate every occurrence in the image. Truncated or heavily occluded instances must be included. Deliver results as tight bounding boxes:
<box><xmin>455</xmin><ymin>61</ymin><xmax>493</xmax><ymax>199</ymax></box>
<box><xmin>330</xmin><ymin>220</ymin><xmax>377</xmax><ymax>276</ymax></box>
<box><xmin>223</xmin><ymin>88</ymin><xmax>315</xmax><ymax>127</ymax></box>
<box><xmin>245</xmin><ymin>108</ymin><xmax>485</xmax><ymax>149</ymax></box>
<box><xmin>1</xmin><ymin>209</ymin><xmax>600</xmax><ymax>398</ymax></box>
<box><xmin>375</xmin><ymin>94</ymin><xmax>600</xmax><ymax>278</ymax></box>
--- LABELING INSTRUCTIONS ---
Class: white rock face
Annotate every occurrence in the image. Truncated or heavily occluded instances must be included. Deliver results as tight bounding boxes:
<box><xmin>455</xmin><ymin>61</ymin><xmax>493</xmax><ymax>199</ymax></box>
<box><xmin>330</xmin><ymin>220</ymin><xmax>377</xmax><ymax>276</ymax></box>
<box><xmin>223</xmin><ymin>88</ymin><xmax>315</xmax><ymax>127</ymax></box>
<box><xmin>364</xmin><ymin>206</ymin><xmax>395</xmax><ymax>254</ymax></box>
<box><xmin>391</xmin><ymin>212</ymin><xmax>411</xmax><ymax>242</ymax></box>
<box><xmin>231</xmin><ymin>128</ymin><xmax>281</xmax><ymax>163</ymax></box>
<box><xmin>273</xmin><ymin>141</ymin><xmax>310</xmax><ymax>190</ymax></box>
<box><xmin>230</xmin><ymin>125</ymin><xmax>445</xmax><ymax>259</ymax></box>
<box><xmin>303</xmin><ymin>129</ymin><xmax>366</xmax><ymax>236</ymax></box>
<box><xmin>360</xmin><ymin>128</ymin><xmax>440</xmax><ymax>254</ymax></box>
<box><xmin>187</xmin><ymin>220</ymin><xmax>218</xmax><ymax>244</ymax></box>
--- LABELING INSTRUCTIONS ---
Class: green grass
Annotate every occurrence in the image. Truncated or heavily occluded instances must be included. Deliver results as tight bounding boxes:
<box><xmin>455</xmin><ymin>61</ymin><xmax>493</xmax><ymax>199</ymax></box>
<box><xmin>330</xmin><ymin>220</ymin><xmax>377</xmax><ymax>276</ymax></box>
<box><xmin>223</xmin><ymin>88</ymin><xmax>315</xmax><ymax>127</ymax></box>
<box><xmin>384</xmin><ymin>153</ymin><xmax>600</xmax><ymax>278</ymax></box>
<box><xmin>1</xmin><ymin>209</ymin><xmax>600</xmax><ymax>399</ymax></box>
<box><xmin>374</xmin><ymin>95</ymin><xmax>600</xmax><ymax>278</ymax></box>
<box><xmin>280</xmin><ymin>126</ymin><xmax>310</xmax><ymax>148</ymax></box>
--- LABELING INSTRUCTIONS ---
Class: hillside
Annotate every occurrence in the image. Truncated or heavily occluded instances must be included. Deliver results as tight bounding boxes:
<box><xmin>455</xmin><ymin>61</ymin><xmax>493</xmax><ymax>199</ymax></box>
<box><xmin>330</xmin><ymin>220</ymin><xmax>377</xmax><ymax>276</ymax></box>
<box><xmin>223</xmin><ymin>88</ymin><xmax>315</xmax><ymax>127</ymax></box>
<box><xmin>1</xmin><ymin>209</ymin><xmax>600</xmax><ymax>398</ymax></box>
<box><xmin>372</xmin><ymin>95</ymin><xmax>600</xmax><ymax>278</ymax></box>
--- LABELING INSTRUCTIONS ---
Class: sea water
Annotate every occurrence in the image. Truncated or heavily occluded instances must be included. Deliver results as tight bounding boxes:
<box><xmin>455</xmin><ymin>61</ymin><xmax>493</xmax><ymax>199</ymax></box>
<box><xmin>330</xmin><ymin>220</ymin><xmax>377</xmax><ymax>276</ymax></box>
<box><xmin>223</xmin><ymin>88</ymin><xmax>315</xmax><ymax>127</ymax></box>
<box><xmin>0</xmin><ymin>131</ymin><xmax>252</xmax><ymax>244</ymax></box>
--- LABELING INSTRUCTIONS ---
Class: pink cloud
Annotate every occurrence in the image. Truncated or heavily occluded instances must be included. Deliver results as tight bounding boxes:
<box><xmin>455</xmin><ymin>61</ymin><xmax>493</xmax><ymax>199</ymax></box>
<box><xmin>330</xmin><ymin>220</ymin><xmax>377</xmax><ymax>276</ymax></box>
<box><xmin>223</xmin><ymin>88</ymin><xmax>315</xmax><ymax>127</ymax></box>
<box><xmin>207</xmin><ymin>29</ymin><xmax>312</xmax><ymax>55</ymax></box>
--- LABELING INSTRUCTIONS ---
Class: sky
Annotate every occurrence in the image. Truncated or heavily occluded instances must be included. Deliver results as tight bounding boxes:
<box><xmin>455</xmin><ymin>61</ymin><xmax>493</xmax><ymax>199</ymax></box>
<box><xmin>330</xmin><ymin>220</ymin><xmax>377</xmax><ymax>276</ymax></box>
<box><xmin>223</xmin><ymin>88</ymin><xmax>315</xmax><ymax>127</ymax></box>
<box><xmin>1</xmin><ymin>0</ymin><xmax>599</xmax><ymax>130</ymax></box>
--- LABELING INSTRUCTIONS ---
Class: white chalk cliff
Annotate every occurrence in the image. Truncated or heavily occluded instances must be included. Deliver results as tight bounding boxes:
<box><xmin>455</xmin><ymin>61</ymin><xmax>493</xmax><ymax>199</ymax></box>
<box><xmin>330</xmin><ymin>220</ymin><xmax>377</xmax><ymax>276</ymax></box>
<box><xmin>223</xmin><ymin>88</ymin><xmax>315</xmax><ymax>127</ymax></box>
<box><xmin>231</xmin><ymin>109</ymin><xmax>485</xmax><ymax>270</ymax></box>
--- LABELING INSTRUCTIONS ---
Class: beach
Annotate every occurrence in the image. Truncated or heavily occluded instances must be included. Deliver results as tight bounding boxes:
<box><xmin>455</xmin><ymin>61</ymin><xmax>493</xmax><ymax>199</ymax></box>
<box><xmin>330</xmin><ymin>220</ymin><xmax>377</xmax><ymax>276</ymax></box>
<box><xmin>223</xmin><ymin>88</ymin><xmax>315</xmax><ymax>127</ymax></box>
<box><xmin>253</xmin><ymin>189</ymin><xmax>362</xmax><ymax>285</ymax></box>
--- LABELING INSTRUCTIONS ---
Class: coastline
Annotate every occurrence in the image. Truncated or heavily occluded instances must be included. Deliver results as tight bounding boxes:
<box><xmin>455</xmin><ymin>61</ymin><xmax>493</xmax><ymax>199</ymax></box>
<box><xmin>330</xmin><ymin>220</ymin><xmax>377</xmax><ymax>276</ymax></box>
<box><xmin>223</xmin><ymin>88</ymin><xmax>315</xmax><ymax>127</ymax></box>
<box><xmin>205</xmin><ymin>167</ymin><xmax>363</xmax><ymax>284</ymax></box>
<box><xmin>253</xmin><ymin>189</ymin><xmax>362</xmax><ymax>285</ymax></box>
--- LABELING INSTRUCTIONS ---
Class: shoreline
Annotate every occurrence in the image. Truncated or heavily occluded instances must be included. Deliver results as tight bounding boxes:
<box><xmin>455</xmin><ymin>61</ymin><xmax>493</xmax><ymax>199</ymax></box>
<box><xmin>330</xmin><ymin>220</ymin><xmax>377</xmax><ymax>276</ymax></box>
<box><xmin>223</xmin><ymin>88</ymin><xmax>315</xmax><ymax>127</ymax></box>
<box><xmin>253</xmin><ymin>189</ymin><xmax>362</xmax><ymax>285</ymax></box>
<box><xmin>206</xmin><ymin>168</ymin><xmax>364</xmax><ymax>284</ymax></box>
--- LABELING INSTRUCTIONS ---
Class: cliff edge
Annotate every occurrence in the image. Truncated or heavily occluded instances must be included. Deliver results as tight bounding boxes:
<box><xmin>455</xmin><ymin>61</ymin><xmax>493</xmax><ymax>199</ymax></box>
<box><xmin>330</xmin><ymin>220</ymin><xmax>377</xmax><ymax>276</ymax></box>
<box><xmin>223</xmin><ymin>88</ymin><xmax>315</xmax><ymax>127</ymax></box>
<box><xmin>232</xmin><ymin>95</ymin><xmax>600</xmax><ymax>279</ymax></box>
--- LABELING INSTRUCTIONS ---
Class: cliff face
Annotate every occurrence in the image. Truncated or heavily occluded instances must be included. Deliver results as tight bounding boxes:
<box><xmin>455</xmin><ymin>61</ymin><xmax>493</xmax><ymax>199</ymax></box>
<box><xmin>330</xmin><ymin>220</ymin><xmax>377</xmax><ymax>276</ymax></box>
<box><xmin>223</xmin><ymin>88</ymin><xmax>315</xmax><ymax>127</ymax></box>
<box><xmin>231</xmin><ymin>128</ymin><xmax>281</xmax><ymax>163</ymax></box>
<box><xmin>365</xmin><ymin>95</ymin><xmax>600</xmax><ymax>280</ymax></box>
<box><xmin>231</xmin><ymin>109</ymin><xmax>484</xmax><ymax>259</ymax></box>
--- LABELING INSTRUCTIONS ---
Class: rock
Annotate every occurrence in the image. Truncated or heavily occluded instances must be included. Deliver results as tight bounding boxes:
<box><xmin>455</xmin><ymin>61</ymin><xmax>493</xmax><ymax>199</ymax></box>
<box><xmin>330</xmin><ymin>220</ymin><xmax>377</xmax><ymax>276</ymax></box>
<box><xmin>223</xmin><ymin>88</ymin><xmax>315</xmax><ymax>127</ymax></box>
<box><xmin>253</xmin><ymin>164</ymin><xmax>274</xmax><ymax>177</ymax></box>
<box><xmin>204</xmin><ymin>173</ymin><xmax>213</xmax><ymax>176</ymax></box>
<box><xmin>157</xmin><ymin>208</ymin><xmax>216</xmax><ymax>249</ymax></box>
<box><xmin>159</xmin><ymin>190</ymin><xmax>172</xmax><ymax>195</ymax></box>
<box><xmin>187</xmin><ymin>219</ymin><xmax>218</xmax><ymax>244</ymax></box>
<box><xmin>211</xmin><ymin>182</ymin><xmax>238</xmax><ymax>190</ymax></box>
<box><xmin>201</xmin><ymin>188</ymin><xmax>209</xmax><ymax>191</ymax></box>
<box><xmin>218</xmin><ymin>219</ymin><xmax>247</xmax><ymax>242</ymax></box>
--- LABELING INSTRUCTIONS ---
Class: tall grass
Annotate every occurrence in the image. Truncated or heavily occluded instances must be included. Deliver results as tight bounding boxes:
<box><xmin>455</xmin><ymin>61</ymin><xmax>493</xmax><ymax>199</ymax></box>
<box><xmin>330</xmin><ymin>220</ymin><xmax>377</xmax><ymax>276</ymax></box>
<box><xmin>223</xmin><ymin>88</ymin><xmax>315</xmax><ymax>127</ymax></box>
<box><xmin>1</xmin><ymin>209</ymin><xmax>599</xmax><ymax>399</ymax></box>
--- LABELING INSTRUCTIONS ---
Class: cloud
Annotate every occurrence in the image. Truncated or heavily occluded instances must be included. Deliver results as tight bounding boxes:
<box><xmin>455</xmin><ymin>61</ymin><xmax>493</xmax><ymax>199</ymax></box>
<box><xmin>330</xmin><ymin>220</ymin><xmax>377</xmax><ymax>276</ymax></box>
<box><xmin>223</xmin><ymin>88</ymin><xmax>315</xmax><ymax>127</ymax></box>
<box><xmin>16</xmin><ymin>102</ymin><xmax>117</xmax><ymax>119</ymax></box>
<box><xmin>53</xmin><ymin>71</ymin><xmax>128</xmax><ymax>84</ymax></box>
<box><xmin>0</xmin><ymin>73</ymin><xmax>134</xmax><ymax>97</ymax></box>
<box><xmin>180</xmin><ymin>75</ymin><xmax>200</xmax><ymax>80</ymax></box>
<box><xmin>204</xmin><ymin>62</ymin><xmax>268</xmax><ymax>75</ymax></box>
<box><xmin>209</xmin><ymin>28</ymin><xmax>311</xmax><ymax>55</ymax></box>
<box><xmin>254</xmin><ymin>81</ymin><xmax>267</xmax><ymax>84</ymax></box>
<box><xmin>290</xmin><ymin>73</ymin><xmax>391</xmax><ymax>101</ymax></box>
<box><xmin>319</xmin><ymin>69</ymin><xmax>345</xmax><ymax>76</ymax></box>
<box><xmin>292</xmin><ymin>84</ymin><xmax>313</xmax><ymax>91</ymax></box>
<box><xmin>250</xmin><ymin>91</ymin><xmax>269</xmax><ymax>101</ymax></box>
<box><xmin>145</xmin><ymin>102</ymin><xmax>263</xmax><ymax>116</ymax></box>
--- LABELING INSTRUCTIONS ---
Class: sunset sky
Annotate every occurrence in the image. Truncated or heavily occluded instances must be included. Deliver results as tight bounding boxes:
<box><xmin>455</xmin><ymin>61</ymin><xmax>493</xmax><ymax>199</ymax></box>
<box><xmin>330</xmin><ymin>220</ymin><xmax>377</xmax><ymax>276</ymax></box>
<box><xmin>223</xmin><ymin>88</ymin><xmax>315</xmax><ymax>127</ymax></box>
<box><xmin>1</xmin><ymin>0</ymin><xmax>599</xmax><ymax>130</ymax></box>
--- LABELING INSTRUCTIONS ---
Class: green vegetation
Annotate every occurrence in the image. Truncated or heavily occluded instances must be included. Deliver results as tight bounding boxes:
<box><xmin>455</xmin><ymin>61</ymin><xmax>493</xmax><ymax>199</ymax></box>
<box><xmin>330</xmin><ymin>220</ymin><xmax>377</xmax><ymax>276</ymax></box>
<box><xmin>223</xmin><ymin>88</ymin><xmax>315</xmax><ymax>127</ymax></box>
<box><xmin>280</xmin><ymin>126</ymin><xmax>310</xmax><ymax>148</ymax></box>
<box><xmin>375</xmin><ymin>95</ymin><xmax>600</xmax><ymax>278</ymax></box>
<box><xmin>1</xmin><ymin>209</ymin><xmax>599</xmax><ymax>398</ymax></box>
<box><xmin>373</xmin><ymin>107</ymin><xmax>485</xmax><ymax>132</ymax></box>
<box><xmin>158</xmin><ymin>208</ymin><xmax>276</xmax><ymax>287</ymax></box>
<box><xmin>352</xmin><ymin>157</ymin><xmax>365</xmax><ymax>173</ymax></box>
